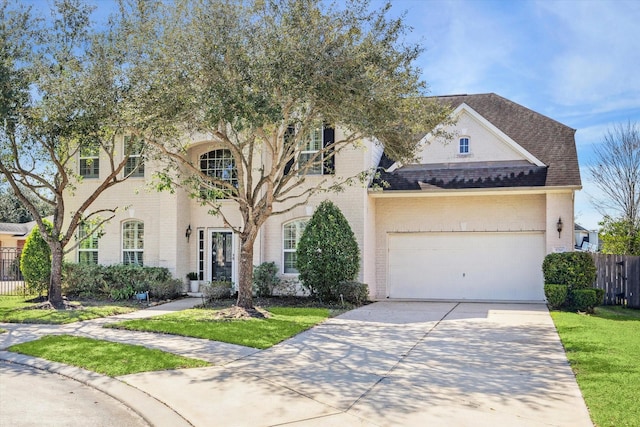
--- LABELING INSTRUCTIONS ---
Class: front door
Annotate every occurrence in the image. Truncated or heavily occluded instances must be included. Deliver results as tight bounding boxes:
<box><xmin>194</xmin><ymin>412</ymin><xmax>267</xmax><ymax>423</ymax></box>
<box><xmin>210</xmin><ymin>231</ymin><xmax>233</xmax><ymax>282</ymax></box>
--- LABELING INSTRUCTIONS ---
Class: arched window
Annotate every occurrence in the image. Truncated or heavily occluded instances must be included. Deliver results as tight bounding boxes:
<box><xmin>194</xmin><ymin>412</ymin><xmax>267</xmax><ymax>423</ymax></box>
<box><xmin>283</xmin><ymin>219</ymin><xmax>308</xmax><ymax>274</ymax></box>
<box><xmin>122</xmin><ymin>220</ymin><xmax>144</xmax><ymax>265</ymax></box>
<box><xmin>200</xmin><ymin>149</ymin><xmax>238</xmax><ymax>189</ymax></box>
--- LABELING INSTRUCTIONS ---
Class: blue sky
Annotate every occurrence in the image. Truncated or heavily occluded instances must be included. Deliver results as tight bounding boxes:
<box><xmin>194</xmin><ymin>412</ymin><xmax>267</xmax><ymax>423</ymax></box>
<box><xmin>25</xmin><ymin>0</ymin><xmax>640</xmax><ymax>229</ymax></box>
<box><xmin>383</xmin><ymin>0</ymin><xmax>640</xmax><ymax>230</ymax></box>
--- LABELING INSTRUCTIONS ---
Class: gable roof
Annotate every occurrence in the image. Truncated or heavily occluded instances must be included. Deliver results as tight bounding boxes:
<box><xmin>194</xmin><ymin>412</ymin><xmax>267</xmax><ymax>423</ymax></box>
<box><xmin>375</xmin><ymin>93</ymin><xmax>581</xmax><ymax>191</ymax></box>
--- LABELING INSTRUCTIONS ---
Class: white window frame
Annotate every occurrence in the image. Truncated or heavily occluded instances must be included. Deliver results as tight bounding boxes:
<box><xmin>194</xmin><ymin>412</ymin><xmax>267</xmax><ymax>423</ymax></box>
<box><xmin>298</xmin><ymin>126</ymin><xmax>323</xmax><ymax>175</ymax></box>
<box><xmin>124</xmin><ymin>136</ymin><xmax>145</xmax><ymax>177</ymax></box>
<box><xmin>122</xmin><ymin>220</ymin><xmax>144</xmax><ymax>265</ymax></box>
<box><xmin>459</xmin><ymin>137</ymin><xmax>470</xmax><ymax>154</ymax></box>
<box><xmin>200</xmin><ymin>149</ymin><xmax>238</xmax><ymax>190</ymax></box>
<box><xmin>283</xmin><ymin>219</ymin><xmax>308</xmax><ymax>274</ymax></box>
<box><xmin>78</xmin><ymin>223</ymin><xmax>99</xmax><ymax>264</ymax></box>
<box><xmin>79</xmin><ymin>142</ymin><xmax>100</xmax><ymax>178</ymax></box>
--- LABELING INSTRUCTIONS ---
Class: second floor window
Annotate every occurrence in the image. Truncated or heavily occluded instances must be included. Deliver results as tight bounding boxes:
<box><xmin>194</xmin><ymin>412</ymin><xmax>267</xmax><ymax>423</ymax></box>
<box><xmin>124</xmin><ymin>136</ymin><xmax>145</xmax><ymax>177</ymax></box>
<box><xmin>285</xmin><ymin>124</ymin><xmax>335</xmax><ymax>176</ymax></box>
<box><xmin>79</xmin><ymin>142</ymin><xmax>99</xmax><ymax>178</ymax></box>
<box><xmin>459</xmin><ymin>137</ymin><xmax>470</xmax><ymax>154</ymax></box>
<box><xmin>200</xmin><ymin>149</ymin><xmax>238</xmax><ymax>198</ymax></box>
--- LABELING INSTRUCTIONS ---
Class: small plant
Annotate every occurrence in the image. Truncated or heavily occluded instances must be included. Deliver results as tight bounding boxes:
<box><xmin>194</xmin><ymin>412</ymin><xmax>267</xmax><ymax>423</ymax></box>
<box><xmin>335</xmin><ymin>281</ymin><xmax>369</xmax><ymax>305</ymax></box>
<box><xmin>186</xmin><ymin>272</ymin><xmax>199</xmax><ymax>280</ymax></box>
<box><xmin>202</xmin><ymin>281</ymin><xmax>233</xmax><ymax>302</ymax></box>
<box><xmin>544</xmin><ymin>284</ymin><xmax>568</xmax><ymax>310</ymax></box>
<box><xmin>150</xmin><ymin>279</ymin><xmax>184</xmax><ymax>299</ymax></box>
<box><xmin>110</xmin><ymin>284</ymin><xmax>135</xmax><ymax>301</ymax></box>
<box><xmin>253</xmin><ymin>262</ymin><xmax>280</xmax><ymax>297</ymax></box>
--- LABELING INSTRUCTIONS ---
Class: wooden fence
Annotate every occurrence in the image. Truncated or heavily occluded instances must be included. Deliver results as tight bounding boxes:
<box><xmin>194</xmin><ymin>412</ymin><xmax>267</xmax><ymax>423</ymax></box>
<box><xmin>592</xmin><ymin>253</ymin><xmax>640</xmax><ymax>308</ymax></box>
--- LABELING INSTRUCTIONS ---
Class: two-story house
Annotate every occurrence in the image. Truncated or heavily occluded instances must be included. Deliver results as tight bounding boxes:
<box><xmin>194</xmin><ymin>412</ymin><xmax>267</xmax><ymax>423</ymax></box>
<box><xmin>65</xmin><ymin>93</ymin><xmax>581</xmax><ymax>302</ymax></box>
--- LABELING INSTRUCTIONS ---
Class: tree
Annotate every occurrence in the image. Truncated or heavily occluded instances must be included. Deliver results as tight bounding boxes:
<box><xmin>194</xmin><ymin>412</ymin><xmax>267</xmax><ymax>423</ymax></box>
<box><xmin>0</xmin><ymin>182</ymin><xmax>53</xmax><ymax>223</ymax></box>
<box><xmin>590</xmin><ymin>121</ymin><xmax>640</xmax><ymax>254</ymax></box>
<box><xmin>598</xmin><ymin>215</ymin><xmax>640</xmax><ymax>256</ymax></box>
<box><xmin>296</xmin><ymin>200</ymin><xmax>360</xmax><ymax>301</ymax></box>
<box><xmin>0</xmin><ymin>0</ymin><xmax>161</xmax><ymax>308</ymax></box>
<box><xmin>130</xmin><ymin>0</ymin><xmax>452</xmax><ymax>308</ymax></box>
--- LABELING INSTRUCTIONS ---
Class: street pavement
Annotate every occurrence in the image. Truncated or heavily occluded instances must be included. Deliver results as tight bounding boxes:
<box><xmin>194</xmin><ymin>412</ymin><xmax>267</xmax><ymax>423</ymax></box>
<box><xmin>0</xmin><ymin>299</ymin><xmax>593</xmax><ymax>427</ymax></box>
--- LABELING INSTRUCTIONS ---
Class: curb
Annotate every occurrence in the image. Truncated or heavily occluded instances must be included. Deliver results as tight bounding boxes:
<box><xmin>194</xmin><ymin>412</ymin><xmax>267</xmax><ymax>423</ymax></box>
<box><xmin>0</xmin><ymin>351</ymin><xmax>192</xmax><ymax>427</ymax></box>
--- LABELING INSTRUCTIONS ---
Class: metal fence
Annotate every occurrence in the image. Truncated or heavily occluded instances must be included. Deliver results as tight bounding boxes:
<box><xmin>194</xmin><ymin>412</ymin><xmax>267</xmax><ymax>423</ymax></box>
<box><xmin>0</xmin><ymin>247</ymin><xmax>25</xmax><ymax>296</ymax></box>
<box><xmin>592</xmin><ymin>253</ymin><xmax>640</xmax><ymax>308</ymax></box>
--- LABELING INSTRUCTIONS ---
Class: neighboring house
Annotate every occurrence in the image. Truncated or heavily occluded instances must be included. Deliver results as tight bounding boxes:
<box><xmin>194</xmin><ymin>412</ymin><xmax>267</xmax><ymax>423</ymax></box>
<box><xmin>0</xmin><ymin>221</ymin><xmax>33</xmax><ymax>281</ymax></box>
<box><xmin>575</xmin><ymin>223</ymin><xmax>600</xmax><ymax>252</ymax></box>
<box><xmin>0</xmin><ymin>222</ymin><xmax>32</xmax><ymax>249</ymax></box>
<box><xmin>64</xmin><ymin>93</ymin><xmax>581</xmax><ymax>302</ymax></box>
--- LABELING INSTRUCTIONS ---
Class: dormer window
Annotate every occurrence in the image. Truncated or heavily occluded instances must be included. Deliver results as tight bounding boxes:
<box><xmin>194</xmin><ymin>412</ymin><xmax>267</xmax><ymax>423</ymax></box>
<box><xmin>459</xmin><ymin>137</ymin><xmax>470</xmax><ymax>154</ymax></box>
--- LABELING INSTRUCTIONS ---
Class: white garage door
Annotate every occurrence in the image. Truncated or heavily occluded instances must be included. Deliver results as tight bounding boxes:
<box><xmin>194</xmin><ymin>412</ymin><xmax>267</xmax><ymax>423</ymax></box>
<box><xmin>388</xmin><ymin>232</ymin><xmax>545</xmax><ymax>301</ymax></box>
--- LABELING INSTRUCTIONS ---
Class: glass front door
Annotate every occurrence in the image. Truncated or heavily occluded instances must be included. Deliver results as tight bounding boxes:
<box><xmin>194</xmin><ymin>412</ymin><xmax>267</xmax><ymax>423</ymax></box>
<box><xmin>211</xmin><ymin>231</ymin><xmax>233</xmax><ymax>282</ymax></box>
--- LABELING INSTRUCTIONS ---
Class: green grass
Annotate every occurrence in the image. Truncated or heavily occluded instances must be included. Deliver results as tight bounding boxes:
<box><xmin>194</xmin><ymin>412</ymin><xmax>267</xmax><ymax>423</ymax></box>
<box><xmin>551</xmin><ymin>306</ymin><xmax>640</xmax><ymax>427</ymax></box>
<box><xmin>8</xmin><ymin>335</ymin><xmax>210</xmax><ymax>376</ymax></box>
<box><xmin>107</xmin><ymin>306</ymin><xmax>330</xmax><ymax>349</ymax></box>
<box><xmin>0</xmin><ymin>296</ymin><xmax>138</xmax><ymax>324</ymax></box>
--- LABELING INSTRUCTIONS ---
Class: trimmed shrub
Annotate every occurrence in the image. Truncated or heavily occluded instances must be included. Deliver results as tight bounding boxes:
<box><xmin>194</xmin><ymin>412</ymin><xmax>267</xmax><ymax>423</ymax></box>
<box><xmin>335</xmin><ymin>281</ymin><xmax>369</xmax><ymax>305</ymax></box>
<box><xmin>544</xmin><ymin>284</ymin><xmax>568</xmax><ymax>309</ymax></box>
<box><xmin>203</xmin><ymin>281</ymin><xmax>233</xmax><ymax>302</ymax></box>
<box><xmin>296</xmin><ymin>200</ymin><xmax>360</xmax><ymax>301</ymax></box>
<box><xmin>253</xmin><ymin>262</ymin><xmax>280</xmax><ymax>297</ymax></box>
<box><xmin>62</xmin><ymin>263</ymin><xmax>108</xmax><ymax>298</ymax></box>
<box><xmin>62</xmin><ymin>263</ymin><xmax>175</xmax><ymax>300</ymax></box>
<box><xmin>570</xmin><ymin>289</ymin><xmax>599</xmax><ymax>312</ymax></box>
<box><xmin>593</xmin><ymin>287</ymin><xmax>605</xmax><ymax>305</ymax></box>
<box><xmin>20</xmin><ymin>219</ymin><xmax>53</xmax><ymax>296</ymax></box>
<box><xmin>542</xmin><ymin>252</ymin><xmax>597</xmax><ymax>289</ymax></box>
<box><xmin>150</xmin><ymin>279</ymin><xmax>184</xmax><ymax>300</ymax></box>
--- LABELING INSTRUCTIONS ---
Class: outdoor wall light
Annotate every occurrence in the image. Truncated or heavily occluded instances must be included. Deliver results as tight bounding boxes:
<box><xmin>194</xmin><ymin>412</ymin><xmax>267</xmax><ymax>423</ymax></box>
<box><xmin>185</xmin><ymin>224</ymin><xmax>192</xmax><ymax>242</ymax></box>
<box><xmin>556</xmin><ymin>217</ymin><xmax>563</xmax><ymax>238</ymax></box>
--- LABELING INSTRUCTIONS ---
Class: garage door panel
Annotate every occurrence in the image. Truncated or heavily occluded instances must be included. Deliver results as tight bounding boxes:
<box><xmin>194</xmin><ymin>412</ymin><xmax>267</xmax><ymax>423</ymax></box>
<box><xmin>388</xmin><ymin>232</ymin><xmax>544</xmax><ymax>301</ymax></box>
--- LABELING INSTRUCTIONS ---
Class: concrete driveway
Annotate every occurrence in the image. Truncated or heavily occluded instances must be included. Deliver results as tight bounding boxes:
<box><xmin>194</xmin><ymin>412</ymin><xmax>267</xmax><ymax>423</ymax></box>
<box><xmin>120</xmin><ymin>302</ymin><xmax>592</xmax><ymax>426</ymax></box>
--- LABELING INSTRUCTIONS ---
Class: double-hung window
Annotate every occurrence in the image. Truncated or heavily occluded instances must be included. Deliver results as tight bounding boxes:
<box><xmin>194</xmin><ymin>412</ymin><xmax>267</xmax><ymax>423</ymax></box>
<box><xmin>79</xmin><ymin>142</ymin><xmax>100</xmax><ymax>178</ymax></box>
<box><xmin>122</xmin><ymin>220</ymin><xmax>144</xmax><ymax>265</ymax></box>
<box><xmin>285</xmin><ymin>124</ymin><xmax>335</xmax><ymax>176</ymax></box>
<box><xmin>124</xmin><ymin>136</ymin><xmax>145</xmax><ymax>177</ymax></box>
<box><xmin>283</xmin><ymin>219</ymin><xmax>307</xmax><ymax>274</ymax></box>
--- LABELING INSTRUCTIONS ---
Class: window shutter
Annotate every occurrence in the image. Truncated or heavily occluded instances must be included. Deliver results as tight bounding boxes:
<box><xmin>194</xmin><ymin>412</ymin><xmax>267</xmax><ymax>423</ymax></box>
<box><xmin>322</xmin><ymin>125</ymin><xmax>335</xmax><ymax>175</ymax></box>
<box><xmin>283</xmin><ymin>125</ymin><xmax>295</xmax><ymax>176</ymax></box>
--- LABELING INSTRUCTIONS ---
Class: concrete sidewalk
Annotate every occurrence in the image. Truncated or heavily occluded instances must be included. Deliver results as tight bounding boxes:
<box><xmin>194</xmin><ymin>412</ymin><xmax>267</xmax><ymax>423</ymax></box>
<box><xmin>0</xmin><ymin>301</ymin><xmax>593</xmax><ymax>426</ymax></box>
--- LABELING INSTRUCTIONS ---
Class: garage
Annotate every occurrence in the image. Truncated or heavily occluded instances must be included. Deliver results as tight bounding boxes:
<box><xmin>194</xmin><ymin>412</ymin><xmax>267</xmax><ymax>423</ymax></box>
<box><xmin>387</xmin><ymin>231</ymin><xmax>546</xmax><ymax>301</ymax></box>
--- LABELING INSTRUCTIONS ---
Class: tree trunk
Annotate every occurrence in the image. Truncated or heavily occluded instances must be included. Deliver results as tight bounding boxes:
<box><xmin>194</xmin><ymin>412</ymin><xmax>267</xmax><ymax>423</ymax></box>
<box><xmin>236</xmin><ymin>238</ymin><xmax>255</xmax><ymax>309</ymax></box>
<box><xmin>48</xmin><ymin>241</ymin><xmax>65</xmax><ymax>309</ymax></box>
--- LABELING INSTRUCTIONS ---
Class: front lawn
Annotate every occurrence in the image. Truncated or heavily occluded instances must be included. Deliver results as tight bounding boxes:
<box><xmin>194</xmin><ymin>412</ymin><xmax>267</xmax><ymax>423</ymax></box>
<box><xmin>0</xmin><ymin>296</ymin><xmax>138</xmax><ymax>324</ymax></box>
<box><xmin>106</xmin><ymin>306</ymin><xmax>330</xmax><ymax>349</ymax></box>
<box><xmin>551</xmin><ymin>306</ymin><xmax>640</xmax><ymax>427</ymax></box>
<box><xmin>8</xmin><ymin>335</ymin><xmax>210</xmax><ymax>376</ymax></box>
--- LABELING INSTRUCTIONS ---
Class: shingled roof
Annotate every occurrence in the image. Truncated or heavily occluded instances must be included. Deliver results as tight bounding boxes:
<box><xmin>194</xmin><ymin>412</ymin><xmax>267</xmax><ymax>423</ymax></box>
<box><xmin>375</xmin><ymin>93</ymin><xmax>581</xmax><ymax>191</ymax></box>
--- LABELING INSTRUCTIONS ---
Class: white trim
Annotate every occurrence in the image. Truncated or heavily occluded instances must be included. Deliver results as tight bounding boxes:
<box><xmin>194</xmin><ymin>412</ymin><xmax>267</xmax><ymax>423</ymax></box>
<box><xmin>368</xmin><ymin>185</ymin><xmax>580</xmax><ymax>198</ymax></box>
<box><xmin>207</xmin><ymin>228</ymin><xmax>236</xmax><ymax>286</ymax></box>
<box><xmin>450</xmin><ymin>104</ymin><xmax>545</xmax><ymax>166</ymax></box>
<box><xmin>282</xmin><ymin>218</ymin><xmax>309</xmax><ymax>275</ymax></box>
